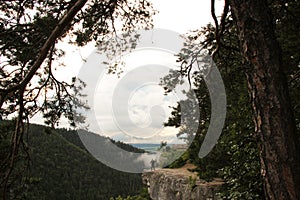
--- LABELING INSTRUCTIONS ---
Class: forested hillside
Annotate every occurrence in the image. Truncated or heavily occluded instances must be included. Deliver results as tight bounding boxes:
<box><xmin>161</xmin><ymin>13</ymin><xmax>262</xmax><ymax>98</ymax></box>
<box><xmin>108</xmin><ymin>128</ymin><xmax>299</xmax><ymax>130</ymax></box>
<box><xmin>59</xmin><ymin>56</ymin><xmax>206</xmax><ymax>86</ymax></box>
<box><xmin>0</xmin><ymin>121</ymin><xmax>145</xmax><ymax>199</ymax></box>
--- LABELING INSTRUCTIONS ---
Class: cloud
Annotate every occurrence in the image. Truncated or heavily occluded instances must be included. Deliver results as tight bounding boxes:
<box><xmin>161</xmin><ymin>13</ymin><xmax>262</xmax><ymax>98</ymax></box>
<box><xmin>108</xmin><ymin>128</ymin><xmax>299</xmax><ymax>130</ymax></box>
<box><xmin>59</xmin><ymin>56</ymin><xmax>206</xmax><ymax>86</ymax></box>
<box><xmin>80</xmin><ymin>52</ymin><xmax>184</xmax><ymax>143</ymax></box>
<box><xmin>72</xmin><ymin>33</ymin><xmax>198</xmax><ymax>145</ymax></box>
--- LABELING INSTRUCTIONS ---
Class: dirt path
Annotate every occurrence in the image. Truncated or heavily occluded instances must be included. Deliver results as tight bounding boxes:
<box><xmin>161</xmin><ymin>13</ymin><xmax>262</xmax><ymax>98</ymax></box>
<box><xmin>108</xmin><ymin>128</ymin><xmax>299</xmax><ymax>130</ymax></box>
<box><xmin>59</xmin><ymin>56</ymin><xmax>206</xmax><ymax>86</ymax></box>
<box><xmin>152</xmin><ymin>163</ymin><xmax>223</xmax><ymax>186</ymax></box>
<box><xmin>156</xmin><ymin>163</ymin><xmax>198</xmax><ymax>178</ymax></box>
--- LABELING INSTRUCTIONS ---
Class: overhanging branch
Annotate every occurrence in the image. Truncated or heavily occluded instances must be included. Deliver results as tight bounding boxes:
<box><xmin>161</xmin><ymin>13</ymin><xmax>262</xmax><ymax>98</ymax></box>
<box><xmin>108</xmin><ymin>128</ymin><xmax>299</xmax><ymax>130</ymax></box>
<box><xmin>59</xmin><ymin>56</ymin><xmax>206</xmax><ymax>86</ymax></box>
<box><xmin>0</xmin><ymin>0</ymin><xmax>88</xmax><ymax>102</ymax></box>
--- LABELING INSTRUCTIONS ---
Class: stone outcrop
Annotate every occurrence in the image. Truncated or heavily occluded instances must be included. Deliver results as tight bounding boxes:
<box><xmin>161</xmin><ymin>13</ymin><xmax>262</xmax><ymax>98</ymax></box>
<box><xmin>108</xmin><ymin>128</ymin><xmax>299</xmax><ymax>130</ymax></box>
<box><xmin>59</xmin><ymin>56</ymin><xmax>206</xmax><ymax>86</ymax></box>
<box><xmin>142</xmin><ymin>164</ymin><xmax>223</xmax><ymax>200</ymax></box>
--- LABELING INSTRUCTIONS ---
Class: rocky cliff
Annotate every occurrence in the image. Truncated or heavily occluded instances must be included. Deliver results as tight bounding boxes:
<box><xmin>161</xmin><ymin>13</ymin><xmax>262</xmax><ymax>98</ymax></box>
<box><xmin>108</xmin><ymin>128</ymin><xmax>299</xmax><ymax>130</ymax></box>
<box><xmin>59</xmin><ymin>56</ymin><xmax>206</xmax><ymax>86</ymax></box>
<box><xmin>142</xmin><ymin>164</ymin><xmax>223</xmax><ymax>200</ymax></box>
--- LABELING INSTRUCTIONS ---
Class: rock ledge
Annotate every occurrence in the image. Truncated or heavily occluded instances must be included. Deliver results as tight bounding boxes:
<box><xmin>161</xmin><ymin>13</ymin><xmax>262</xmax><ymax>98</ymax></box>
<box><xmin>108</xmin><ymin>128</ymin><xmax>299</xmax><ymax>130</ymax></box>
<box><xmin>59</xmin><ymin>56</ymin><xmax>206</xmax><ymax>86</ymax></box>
<box><xmin>142</xmin><ymin>164</ymin><xmax>223</xmax><ymax>200</ymax></box>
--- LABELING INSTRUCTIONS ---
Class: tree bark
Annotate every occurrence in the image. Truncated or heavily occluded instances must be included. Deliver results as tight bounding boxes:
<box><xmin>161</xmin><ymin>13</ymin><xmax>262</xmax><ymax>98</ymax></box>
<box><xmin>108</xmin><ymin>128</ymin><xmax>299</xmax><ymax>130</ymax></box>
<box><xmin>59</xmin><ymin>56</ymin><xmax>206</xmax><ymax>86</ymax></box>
<box><xmin>229</xmin><ymin>0</ymin><xmax>300</xmax><ymax>199</ymax></box>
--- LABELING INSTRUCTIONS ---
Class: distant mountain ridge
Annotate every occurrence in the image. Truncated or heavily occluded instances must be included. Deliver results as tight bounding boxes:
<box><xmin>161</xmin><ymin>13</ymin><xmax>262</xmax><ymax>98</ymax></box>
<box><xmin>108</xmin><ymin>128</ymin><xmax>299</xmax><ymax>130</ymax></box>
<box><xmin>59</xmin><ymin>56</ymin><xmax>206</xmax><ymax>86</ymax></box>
<box><xmin>130</xmin><ymin>143</ymin><xmax>161</xmax><ymax>152</ymax></box>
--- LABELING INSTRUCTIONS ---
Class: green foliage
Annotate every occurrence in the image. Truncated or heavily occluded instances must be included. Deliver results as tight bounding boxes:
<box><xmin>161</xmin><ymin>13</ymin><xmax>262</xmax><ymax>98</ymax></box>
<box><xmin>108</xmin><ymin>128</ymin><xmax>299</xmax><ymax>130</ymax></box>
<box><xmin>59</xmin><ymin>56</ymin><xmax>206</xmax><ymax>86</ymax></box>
<box><xmin>158</xmin><ymin>148</ymin><xmax>186</xmax><ymax>168</ymax></box>
<box><xmin>0</xmin><ymin>121</ymin><xmax>146</xmax><ymax>199</ymax></box>
<box><xmin>163</xmin><ymin>1</ymin><xmax>300</xmax><ymax>198</ymax></box>
<box><xmin>0</xmin><ymin>120</ymin><xmax>30</xmax><ymax>199</ymax></box>
<box><xmin>188</xmin><ymin>176</ymin><xmax>197</xmax><ymax>190</ymax></box>
<box><xmin>0</xmin><ymin>0</ymin><xmax>155</xmax><ymax>127</ymax></box>
<box><xmin>272</xmin><ymin>0</ymin><xmax>300</xmax><ymax>142</ymax></box>
<box><xmin>0</xmin><ymin>1</ymin><xmax>155</xmax><ymax>195</ymax></box>
<box><xmin>167</xmin><ymin>151</ymin><xmax>188</xmax><ymax>169</ymax></box>
<box><xmin>162</xmin><ymin>23</ymin><xmax>263</xmax><ymax>197</ymax></box>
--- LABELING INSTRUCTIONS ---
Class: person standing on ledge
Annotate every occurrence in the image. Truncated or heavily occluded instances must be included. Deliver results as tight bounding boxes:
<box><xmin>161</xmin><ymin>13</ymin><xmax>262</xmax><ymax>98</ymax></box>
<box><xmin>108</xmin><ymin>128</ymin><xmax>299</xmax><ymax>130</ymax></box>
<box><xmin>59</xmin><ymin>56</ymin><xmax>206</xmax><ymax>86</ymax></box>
<box><xmin>150</xmin><ymin>159</ymin><xmax>156</xmax><ymax>171</ymax></box>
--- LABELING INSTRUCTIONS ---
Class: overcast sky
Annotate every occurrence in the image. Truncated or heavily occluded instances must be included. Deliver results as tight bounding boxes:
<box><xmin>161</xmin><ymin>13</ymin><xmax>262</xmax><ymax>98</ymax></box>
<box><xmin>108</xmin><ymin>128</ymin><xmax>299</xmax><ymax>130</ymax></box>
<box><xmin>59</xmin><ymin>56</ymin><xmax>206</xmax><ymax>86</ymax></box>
<box><xmin>31</xmin><ymin>0</ymin><xmax>224</xmax><ymax>144</ymax></box>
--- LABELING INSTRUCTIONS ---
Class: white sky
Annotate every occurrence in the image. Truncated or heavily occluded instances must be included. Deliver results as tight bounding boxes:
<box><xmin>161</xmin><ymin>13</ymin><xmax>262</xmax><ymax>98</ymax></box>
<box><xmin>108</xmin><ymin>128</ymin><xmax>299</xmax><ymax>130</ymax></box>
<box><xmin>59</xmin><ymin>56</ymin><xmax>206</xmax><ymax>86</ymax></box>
<box><xmin>31</xmin><ymin>0</ymin><xmax>224</xmax><ymax>144</ymax></box>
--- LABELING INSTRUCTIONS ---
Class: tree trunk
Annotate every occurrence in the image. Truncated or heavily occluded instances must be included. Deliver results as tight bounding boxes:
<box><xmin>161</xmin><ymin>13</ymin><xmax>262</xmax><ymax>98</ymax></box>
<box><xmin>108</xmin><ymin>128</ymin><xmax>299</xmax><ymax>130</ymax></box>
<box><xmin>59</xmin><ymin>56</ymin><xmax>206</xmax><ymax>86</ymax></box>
<box><xmin>229</xmin><ymin>0</ymin><xmax>300</xmax><ymax>199</ymax></box>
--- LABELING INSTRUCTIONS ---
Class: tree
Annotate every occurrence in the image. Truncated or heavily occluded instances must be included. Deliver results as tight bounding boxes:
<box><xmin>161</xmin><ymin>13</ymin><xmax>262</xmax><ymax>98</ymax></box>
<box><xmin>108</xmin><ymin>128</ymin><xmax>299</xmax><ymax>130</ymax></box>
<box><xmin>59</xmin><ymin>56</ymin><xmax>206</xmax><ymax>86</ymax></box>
<box><xmin>163</xmin><ymin>0</ymin><xmax>300</xmax><ymax>199</ymax></box>
<box><xmin>159</xmin><ymin>141</ymin><xmax>167</xmax><ymax>150</ymax></box>
<box><xmin>163</xmin><ymin>20</ymin><xmax>263</xmax><ymax>199</ymax></box>
<box><xmin>229</xmin><ymin>0</ymin><xmax>300</xmax><ymax>199</ymax></box>
<box><xmin>0</xmin><ymin>0</ymin><xmax>155</xmax><ymax>198</ymax></box>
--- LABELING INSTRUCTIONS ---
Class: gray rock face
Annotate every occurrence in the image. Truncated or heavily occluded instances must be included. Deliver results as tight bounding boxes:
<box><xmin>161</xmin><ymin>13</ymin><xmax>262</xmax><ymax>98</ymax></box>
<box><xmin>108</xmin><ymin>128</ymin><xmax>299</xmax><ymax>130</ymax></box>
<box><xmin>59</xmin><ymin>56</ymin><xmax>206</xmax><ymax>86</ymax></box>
<box><xmin>142</xmin><ymin>169</ymin><xmax>223</xmax><ymax>200</ymax></box>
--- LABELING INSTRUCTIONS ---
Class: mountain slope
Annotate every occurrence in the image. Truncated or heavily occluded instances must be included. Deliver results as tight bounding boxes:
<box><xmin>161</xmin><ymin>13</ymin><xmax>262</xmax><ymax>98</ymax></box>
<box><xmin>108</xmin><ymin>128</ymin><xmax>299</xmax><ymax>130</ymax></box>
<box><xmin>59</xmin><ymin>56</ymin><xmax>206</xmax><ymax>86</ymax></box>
<box><xmin>0</xmin><ymin>121</ymin><xmax>144</xmax><ymax>200</ymax></box>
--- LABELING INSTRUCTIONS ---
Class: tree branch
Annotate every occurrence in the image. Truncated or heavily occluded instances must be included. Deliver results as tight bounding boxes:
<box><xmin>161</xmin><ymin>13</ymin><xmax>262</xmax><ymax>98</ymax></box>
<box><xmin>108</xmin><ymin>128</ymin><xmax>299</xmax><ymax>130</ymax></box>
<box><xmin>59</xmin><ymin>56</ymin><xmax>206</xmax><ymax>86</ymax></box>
<box><xmin>0</xmin><ymin>0</ymin><xmax>88</xmax><ymax>102</ymax></box>
<box><xmin>211</xmin><ymin>0</ymin><xmax>230</xmax><ymax>60</ymax></box>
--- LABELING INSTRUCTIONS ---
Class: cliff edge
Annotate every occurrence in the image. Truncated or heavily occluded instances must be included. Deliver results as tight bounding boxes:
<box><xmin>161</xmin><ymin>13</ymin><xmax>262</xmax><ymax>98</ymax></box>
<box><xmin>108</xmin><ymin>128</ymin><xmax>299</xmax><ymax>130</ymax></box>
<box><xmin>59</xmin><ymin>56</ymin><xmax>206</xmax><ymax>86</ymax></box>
<box><xmin>142</xmin><ymin>164</ymin><xmax>223</xmax><ymax>200</ymax></box>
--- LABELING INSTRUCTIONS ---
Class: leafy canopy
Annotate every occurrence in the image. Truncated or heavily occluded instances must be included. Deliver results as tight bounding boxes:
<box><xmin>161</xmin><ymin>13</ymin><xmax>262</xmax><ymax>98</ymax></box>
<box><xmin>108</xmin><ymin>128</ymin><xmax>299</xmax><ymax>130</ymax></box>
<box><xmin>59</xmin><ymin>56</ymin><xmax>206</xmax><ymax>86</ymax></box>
<box><xmin>0</xmin><ymin>0</ymin><xmax>155</xmax><ymax>196</ymax></box>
